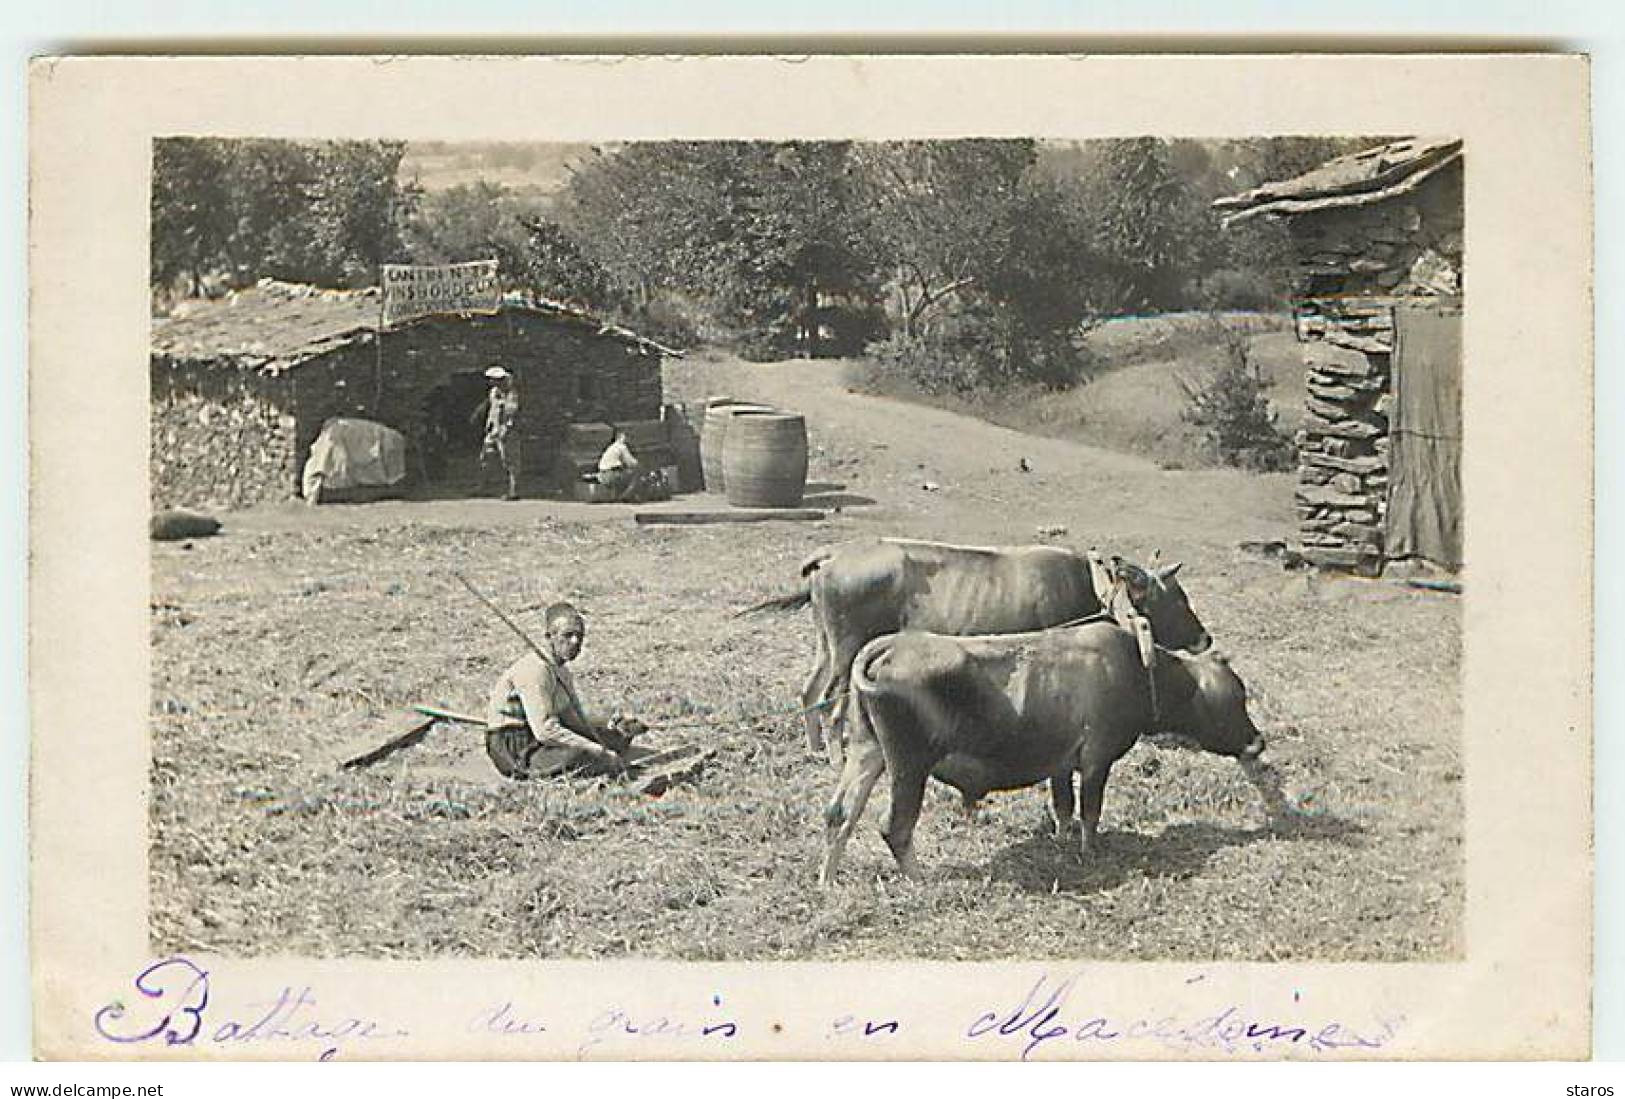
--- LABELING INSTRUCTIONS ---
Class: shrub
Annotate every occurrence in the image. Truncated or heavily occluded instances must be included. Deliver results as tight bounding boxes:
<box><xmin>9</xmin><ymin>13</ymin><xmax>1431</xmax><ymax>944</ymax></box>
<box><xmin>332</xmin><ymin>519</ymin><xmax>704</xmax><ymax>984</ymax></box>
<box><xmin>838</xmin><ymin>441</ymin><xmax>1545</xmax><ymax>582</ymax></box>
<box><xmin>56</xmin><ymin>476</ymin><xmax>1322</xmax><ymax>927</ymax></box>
<box><xmin>862</xmin><ymin>300</ymin><xmax>1094</xmax><ymax>397</ymax></box>
<box><xmin>1191</xmin><ymin>267</ymin><xmax>1286</xmax><ymax>312</ymax></box>
<box><xmin>627</xmin><ymin>292</ymin><xmax>701</xmax><ymax>351</ymax></box>
<box><xmin>1177</xmin><ymin>323</ymin><xmax>1296</xmax><ymax>472</ymax></box>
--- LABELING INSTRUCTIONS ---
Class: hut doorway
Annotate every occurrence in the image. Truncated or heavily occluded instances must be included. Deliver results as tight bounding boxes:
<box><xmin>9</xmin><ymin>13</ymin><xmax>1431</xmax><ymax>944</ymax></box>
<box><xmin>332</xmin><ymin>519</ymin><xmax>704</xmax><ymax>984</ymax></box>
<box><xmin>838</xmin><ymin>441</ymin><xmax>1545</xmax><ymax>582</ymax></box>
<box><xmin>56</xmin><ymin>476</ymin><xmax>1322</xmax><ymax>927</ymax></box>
<box><xmin>421</xmin><ymin>370</ymin><xmax>492</xmax><ymax>489</ymax></box>
<box><xmin>1387</xmin><ymin>299</ymin><xmax>1463</xmax><ymax>569</ymax></box>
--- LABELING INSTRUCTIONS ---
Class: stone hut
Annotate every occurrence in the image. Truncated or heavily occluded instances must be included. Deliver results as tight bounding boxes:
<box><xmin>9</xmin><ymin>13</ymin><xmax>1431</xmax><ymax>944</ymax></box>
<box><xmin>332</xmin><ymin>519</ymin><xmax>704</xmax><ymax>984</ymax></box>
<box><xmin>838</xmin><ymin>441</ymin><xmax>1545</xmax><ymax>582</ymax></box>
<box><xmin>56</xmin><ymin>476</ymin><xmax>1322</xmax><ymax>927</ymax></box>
<box><xmin>1214</xmin><ymin>137</ymin><xmax>1464</xmax><ymax>574</ymax></box>
<box><xmin>151</xmin><ymin>279</ymin><xmax>679</xmax><ymax>509</ymax></box>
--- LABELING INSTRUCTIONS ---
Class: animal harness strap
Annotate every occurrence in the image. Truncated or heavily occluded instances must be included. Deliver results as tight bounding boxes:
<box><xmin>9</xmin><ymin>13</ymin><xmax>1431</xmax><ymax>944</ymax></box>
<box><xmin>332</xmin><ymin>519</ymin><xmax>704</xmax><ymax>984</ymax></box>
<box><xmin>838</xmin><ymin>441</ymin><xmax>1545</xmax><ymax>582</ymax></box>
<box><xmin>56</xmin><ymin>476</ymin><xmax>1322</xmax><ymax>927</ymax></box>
<box><xmin>1130</xmin><ymin>613</ymin><xmax>1159</xmax><ymax>723</ymax></box>
<box><xmin>1086</xmin><ymin>549</ymin><xmax>1114</xmax><ymax>606</ymax></box>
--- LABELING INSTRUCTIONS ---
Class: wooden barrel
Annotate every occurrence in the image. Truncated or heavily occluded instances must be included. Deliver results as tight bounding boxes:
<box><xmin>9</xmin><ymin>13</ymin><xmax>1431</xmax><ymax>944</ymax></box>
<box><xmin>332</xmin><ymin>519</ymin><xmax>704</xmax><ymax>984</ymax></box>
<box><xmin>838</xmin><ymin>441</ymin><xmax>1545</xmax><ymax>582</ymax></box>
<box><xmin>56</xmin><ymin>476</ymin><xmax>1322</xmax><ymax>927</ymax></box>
<box><xmin>724</xmin><ymin>410</ymin><xmax>809</xmax><ymax>508</ymax></box>
<box><xmin>701</xmin><ymin>400</ymin><xmax>772</xmax><ymax>493</ymax></box>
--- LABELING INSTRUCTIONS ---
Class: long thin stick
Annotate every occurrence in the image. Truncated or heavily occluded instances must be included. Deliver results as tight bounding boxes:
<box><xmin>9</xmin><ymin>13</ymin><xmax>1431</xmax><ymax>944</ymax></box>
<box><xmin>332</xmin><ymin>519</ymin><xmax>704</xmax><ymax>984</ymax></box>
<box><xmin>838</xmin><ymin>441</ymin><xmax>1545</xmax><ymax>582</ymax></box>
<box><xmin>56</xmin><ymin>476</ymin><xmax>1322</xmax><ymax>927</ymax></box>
<box><xmin>413</xmin><ymin>703</ymin><xmax>487</xmax><ymax>726</ymax></box>
<box><xmin>454</xmin><ymin>572</ymin><xmax>549</xmax><ymax>663</ymax></box>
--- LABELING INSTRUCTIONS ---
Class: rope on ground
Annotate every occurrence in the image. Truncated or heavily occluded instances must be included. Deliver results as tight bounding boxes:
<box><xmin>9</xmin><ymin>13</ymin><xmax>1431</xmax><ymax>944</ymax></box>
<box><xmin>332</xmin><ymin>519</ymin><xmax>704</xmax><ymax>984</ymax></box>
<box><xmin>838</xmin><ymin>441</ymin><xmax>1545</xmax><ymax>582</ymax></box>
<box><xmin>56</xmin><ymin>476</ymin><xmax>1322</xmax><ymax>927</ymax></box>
<box><xmin>647</xmin><ymin>696</ymin><xmax>837</xmax><ymax>731</ymax></box>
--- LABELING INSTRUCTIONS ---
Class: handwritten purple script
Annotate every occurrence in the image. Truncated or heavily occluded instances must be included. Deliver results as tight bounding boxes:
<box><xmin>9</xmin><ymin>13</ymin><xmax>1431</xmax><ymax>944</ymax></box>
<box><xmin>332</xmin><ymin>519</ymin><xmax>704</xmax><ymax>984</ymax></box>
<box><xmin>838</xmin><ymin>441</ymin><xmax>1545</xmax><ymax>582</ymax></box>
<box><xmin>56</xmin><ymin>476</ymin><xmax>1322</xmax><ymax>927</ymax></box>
<box><xmin>93</xmin><ymin>957</ymin><xmax>408</xmax><ymax>1060</ymax></box>
<box><xmin>966</xmin><ymin>973</ymin><xmax>1404</xmax><ymax>1060</ymax></box>
<box><xmin>576</xmin><ymin>995</ymin><xmax>741</xmax><ymax>1057</ymax></box>
<box><xmin>94</xmin><ymin>958</ymin><xmax>1404</xmax><ymax>1060</ymax></box>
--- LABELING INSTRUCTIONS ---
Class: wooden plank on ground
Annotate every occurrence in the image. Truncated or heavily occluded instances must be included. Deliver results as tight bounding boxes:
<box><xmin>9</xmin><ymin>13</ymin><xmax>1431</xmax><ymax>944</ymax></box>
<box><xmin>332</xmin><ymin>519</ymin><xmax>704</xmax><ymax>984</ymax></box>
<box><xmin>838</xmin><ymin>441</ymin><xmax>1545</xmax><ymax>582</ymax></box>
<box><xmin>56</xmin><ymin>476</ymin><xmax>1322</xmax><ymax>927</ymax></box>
<box><xmin>634</xmin><ymin>508</ymin><xmax>825</xmax><ymax>525</ymax></box>
<box><xmin>340</xmin><ymin>714</ymin><xmax>438</xmax><ymax>770</ymax></box>
<box><xmin>629</xmin><ymin>746</ymin><xmax>718</xmax><ymax>796</ymax></box>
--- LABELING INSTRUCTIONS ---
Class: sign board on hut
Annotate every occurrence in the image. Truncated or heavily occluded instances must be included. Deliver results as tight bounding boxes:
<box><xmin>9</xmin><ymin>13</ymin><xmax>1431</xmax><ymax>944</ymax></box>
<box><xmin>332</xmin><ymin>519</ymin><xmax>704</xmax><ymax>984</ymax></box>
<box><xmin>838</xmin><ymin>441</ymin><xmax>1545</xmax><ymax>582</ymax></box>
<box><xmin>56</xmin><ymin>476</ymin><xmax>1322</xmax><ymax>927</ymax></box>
<box><xmin>380</xmin><ymin>260</ymin><xmax>501</xmax><ymax>328</ymax></box>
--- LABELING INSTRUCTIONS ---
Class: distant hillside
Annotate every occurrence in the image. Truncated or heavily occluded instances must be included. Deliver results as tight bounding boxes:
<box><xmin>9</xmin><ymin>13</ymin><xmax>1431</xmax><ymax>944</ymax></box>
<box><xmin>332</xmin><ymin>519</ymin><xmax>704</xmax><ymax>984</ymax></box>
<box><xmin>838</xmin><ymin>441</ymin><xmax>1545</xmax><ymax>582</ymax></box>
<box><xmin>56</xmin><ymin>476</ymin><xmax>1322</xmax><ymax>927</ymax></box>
<box><xmin>846</xmin><ymin>311</ymin><xmax>1304</xmax><ymax>471</ymax></box>
<box><xmin>399</xmin><ymin>141</ymin><xmax>596</xmax><ymax>199</ymax></box>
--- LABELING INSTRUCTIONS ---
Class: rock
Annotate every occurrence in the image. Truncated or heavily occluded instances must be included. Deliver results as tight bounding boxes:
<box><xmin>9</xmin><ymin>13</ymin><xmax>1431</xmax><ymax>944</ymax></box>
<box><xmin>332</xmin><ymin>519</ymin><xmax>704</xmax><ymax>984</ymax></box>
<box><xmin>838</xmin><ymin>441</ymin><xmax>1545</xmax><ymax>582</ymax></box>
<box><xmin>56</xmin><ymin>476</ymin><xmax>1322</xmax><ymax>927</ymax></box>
<box><xmin>1330</xmin><ymin>473</ymin><xmax>1362</xmax><ymax>495</ymax></box>
<box><xmin>1237</xmin><ymin>539</ymin><xmax>1287</xmax><ymax>559</ymax></box>
<box><xmin>1303</xmin><ymin>546</ymin><xmax>1380</xmax><ymax>570</ymax></box>
<box><xmin>1331</xmin><ymin>521</ymin><xmax>1383</xmax><ymax>544</ymax></box>
<box><xmin>1307</xmin><ymin>380</ymin><xmax>1360</xmax><ymax>402</ymax></box>
<box><xmin>1302</xmin><ymin>343</ymin><xmax>1375</xmax><ymax>377</ymax></box>
<box><xmin>1300</xmin><ymin>395</ymin><xmax>1365</xmax><ymax>419</ymax></box>
<box><xmin>1296</xmin><ymin>486</ymin><xmax>1368</xmax><ymax>508</ymax></box>
<box><xmin>1323</xmin><ymin>330</ymin><xmax>1392</xmax><ymax>355</ymax></box>
<box><xmin>1303</xmin><ymin>451</ymin><xmax>1383</xmax><ymax>475</ymax></box>
<box><xmin>151</xmin><ymin>509</ymin><xmax>222</xmax><ymax>541</ymax></box>
<box><xmin>1302</xmin><ymin>415</ymin><xmax>1382</xmax><ymax>440</ymax></box>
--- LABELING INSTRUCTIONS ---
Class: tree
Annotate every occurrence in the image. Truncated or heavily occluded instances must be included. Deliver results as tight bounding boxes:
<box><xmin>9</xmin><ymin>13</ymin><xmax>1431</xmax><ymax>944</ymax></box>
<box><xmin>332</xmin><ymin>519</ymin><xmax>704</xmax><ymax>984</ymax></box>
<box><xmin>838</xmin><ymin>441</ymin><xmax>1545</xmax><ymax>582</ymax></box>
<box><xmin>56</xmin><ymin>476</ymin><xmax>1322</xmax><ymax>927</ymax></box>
<box><xmin>405</xmin><ymin>180</ymin><xmax>532</xmax><ymax>282</ymax></box>
<box><xmin>151</xmin><ymin>138</ymin><xmax>420</xmax><ymax>298</ymax></box>
<box><xmin>850</xmin><ymin>140</ymin><xmax>1037</xmax><ymax>337</ymax></box>
<box><xmin>1076</xmin><ymin>137</ymin><xmax>1206</xmax><ymax>313</ymax></box>
<box><xmin>304</xmin><ymin>140</ymin><xmax>417</xmax><ymax>286</ymax></box>
<box><xmin>515</xmin><ymin>214</ymin><xmax>618</xmax><ymax>308</ymax></box>
<box><xmin>558</xmin><ymin>141</ymin><xmax>881</xmax><ymax>354</ymax></box>
<box><xmin>151</xmin><ymin>138</ymin><xmax>234</xmax><ymax>297</ymax></box>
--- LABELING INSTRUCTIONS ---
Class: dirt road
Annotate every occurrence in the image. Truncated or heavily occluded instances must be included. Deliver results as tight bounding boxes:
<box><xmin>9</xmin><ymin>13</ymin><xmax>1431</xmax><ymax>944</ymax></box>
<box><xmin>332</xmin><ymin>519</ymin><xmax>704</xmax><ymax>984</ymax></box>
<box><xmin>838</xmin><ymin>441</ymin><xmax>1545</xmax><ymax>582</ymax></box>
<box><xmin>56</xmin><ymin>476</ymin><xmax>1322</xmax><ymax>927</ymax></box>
<box><xmin>667</xmin><ymin>355</ymin><xmax>1294</xmax><ymax>554</ymax></box>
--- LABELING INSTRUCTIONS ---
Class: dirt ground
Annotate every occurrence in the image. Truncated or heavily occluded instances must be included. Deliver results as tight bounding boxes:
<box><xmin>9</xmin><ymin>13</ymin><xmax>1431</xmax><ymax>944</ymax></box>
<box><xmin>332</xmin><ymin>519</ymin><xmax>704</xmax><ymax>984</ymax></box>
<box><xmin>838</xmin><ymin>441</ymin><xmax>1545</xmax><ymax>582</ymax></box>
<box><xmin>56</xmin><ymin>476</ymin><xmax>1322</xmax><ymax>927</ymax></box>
<box><xmin>150</xmin><ymin>354</ymin><xmax>1462</xmax><ymax>961</ymax></box>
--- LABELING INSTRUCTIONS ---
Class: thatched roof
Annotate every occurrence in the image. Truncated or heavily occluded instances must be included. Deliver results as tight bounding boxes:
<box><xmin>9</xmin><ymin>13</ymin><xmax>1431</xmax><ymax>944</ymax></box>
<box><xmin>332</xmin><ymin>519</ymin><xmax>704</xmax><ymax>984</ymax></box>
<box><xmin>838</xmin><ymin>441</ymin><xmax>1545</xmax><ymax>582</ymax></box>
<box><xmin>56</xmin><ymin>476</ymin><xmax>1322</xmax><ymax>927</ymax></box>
<box><xmin>152</xmin><ymin>279</ymin><xmax>683</xmax><ymax>374</ymax></box>
<box><xmin>1212</xmin><ymin>137</ymin><xmax>1463</xmax><ymax>228</ymax></box>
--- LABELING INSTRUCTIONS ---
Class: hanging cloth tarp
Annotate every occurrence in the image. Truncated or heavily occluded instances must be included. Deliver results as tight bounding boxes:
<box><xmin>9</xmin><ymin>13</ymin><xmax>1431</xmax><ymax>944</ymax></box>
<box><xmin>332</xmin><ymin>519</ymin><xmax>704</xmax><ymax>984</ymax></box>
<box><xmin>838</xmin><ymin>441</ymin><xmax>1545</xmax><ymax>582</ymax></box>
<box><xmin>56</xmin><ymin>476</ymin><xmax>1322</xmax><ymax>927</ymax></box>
<box><xmin>1386</xmin><ymin>300</ymin><xmax>1463</xmax><ymax>569</ymax></box>
<box><xmin>302</xmin><ymin>417</ymin><xmax>408</xmax><ymax>503</ymax></box>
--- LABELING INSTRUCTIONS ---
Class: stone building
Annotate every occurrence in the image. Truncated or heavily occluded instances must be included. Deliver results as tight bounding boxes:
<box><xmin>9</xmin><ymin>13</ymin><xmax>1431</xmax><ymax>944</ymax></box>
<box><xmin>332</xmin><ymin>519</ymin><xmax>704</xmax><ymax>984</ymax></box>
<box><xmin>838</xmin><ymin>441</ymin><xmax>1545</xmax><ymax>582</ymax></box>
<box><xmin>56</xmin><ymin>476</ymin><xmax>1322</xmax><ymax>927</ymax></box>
<box><xmin>150</xmin><ymin>279</ymin><xmax>679</xmax><ymax>509</ymax></box>
<box><xmin>1214</xmin><ymin>137</ymin><xmax>1464</xmax><ymax>574</ymax></box>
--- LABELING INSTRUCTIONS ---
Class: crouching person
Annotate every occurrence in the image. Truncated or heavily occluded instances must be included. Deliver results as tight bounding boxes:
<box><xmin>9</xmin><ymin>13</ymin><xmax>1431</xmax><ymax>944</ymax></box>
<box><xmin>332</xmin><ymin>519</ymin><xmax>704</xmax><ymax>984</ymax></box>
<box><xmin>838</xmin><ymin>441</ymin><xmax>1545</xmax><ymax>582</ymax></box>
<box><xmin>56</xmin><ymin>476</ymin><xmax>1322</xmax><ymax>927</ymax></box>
<box><xmin>484</xmin><ymin>602</ymin><xmax>643</xmax><ymax>779</ymax></box>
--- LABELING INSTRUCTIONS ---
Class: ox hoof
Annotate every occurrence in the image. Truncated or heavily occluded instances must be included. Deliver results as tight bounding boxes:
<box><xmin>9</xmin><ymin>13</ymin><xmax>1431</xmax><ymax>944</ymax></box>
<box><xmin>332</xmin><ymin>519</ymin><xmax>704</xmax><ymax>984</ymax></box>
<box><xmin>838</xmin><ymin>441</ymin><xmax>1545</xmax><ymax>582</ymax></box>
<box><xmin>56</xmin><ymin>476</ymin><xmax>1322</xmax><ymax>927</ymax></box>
<box><xmin>1075</xmin><ymin>835</ymin><xmax>1106</xmax><ymax>863</ymax></box>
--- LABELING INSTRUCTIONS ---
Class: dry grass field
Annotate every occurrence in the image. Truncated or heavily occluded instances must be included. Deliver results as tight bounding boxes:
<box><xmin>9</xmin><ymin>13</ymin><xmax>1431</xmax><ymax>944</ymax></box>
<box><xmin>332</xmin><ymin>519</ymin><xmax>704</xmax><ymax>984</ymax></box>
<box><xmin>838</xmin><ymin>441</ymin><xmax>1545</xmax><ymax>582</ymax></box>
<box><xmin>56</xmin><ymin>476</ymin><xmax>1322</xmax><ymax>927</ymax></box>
<box><xmin>150</xmin><ymin>345</ymin><xmax>1461</xmax><ymax>962</ymax></box>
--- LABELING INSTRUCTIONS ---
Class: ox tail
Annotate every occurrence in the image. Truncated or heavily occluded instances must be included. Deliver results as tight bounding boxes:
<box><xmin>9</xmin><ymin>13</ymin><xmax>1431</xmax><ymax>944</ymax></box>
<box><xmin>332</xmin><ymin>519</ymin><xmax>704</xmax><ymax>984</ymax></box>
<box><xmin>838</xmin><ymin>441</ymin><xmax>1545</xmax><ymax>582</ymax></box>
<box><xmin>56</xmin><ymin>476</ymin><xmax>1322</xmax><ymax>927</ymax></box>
<box><xmin>849</xmin><ymin>634</ymin><xmax>895</xmax><ymax>696</ymax></box>
<box><xmin>734</xmin><ymin>589</ymin><xmax>812</xmax><ymax>617</ymax></box>
<box><xmin>844</xmin><ymin>635</ymin><xmax>895</xmax><ymax>752</ymax></box>
<box><xmin>733</xmin><ymin>546</ymin><xmax>837</xmax><ymax>617</ymax></box>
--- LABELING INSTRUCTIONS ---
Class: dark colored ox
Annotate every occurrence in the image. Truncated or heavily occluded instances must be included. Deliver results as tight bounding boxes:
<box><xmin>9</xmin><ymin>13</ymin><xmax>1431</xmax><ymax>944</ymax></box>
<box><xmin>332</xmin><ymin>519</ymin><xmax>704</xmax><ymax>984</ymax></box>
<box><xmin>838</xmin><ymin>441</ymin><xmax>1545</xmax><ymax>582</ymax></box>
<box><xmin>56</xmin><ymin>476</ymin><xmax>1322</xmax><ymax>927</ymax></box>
<box><xmin>818</xmin><ymin>621</ymin><xmax>1265</xmax><ymax>885</ymax></box>
<box><xmin>740</xmin><ymin>538</ymin><xmax>1213</xmax><ymax>759</ymax></box>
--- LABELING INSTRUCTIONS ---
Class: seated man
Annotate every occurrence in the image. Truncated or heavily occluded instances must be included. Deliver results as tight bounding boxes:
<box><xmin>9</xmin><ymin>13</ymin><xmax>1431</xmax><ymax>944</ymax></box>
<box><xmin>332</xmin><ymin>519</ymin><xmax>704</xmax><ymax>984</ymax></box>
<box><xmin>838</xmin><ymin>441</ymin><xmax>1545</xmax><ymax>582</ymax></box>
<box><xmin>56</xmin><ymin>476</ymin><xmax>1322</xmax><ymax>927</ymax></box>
<box><xmin>483</xmin><ymin>602</ymin><xmax>640</xmax><ymax>779</ymax></box>
<box><xmin>595</xmin><ymin>426</ymin><xmax>643</xmax><ymax>500</ymax></box>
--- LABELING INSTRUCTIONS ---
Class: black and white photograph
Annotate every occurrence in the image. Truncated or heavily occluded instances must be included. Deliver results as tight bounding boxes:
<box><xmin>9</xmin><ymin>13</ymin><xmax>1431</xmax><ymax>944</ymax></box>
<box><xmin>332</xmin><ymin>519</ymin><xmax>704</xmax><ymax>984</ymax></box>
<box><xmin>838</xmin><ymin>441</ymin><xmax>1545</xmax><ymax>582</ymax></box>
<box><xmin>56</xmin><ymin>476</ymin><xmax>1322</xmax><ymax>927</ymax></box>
<box><xmin>144</xmin><ymin>131</ymin><xmax>1464</xmax><ymax>961</ymax></box>
<box><xmin>27</xmin><ymin>54</ymin><xmax>1591</xmax><ymax>1061</ymax></box>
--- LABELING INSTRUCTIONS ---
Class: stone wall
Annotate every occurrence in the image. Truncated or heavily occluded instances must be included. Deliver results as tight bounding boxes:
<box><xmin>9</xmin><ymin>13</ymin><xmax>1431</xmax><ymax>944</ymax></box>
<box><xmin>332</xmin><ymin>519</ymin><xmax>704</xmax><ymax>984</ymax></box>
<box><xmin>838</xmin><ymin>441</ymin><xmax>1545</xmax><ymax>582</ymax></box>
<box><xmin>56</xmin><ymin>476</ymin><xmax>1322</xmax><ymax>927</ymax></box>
<box><xmin>151</xmin><ymin>363</ymin><xmax>298</xmax><ymax>511</ymax></box>
<box><xmin>1285</xmin><ymin>163</ymin><xmax>1462</xmax><ymax>573</ymax></box>
<box><xmin>1292</xmin><ymin>300</ymin><xmax>1394</xmax><ymax>572</ymax></box>
<box><xmin>1289</xmin><ymin>168</ymin><xmax>1463</xmax><ymax>300</ymax></box>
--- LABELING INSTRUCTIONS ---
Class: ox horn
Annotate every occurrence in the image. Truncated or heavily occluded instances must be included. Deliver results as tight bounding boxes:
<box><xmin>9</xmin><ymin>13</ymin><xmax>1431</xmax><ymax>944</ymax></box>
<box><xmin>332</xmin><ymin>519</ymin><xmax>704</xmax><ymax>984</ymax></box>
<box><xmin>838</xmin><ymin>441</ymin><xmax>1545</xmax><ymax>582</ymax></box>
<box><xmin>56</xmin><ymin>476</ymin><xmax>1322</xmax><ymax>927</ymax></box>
<box><xmin>1155</xmin><ymin>561</ymin><xmax>1185</xmax><ymax>582</ymax></box>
